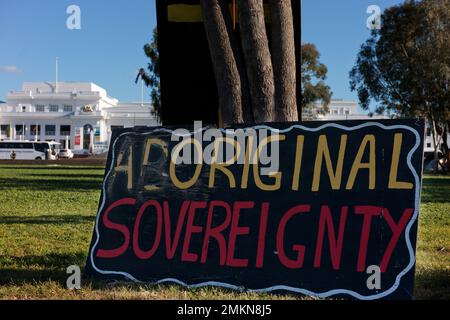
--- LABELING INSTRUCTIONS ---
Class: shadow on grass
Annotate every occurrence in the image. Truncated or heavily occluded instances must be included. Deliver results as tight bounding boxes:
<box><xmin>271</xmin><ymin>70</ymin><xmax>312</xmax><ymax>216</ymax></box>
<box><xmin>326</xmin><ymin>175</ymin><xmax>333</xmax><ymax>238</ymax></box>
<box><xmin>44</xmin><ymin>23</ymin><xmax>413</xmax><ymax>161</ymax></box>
<box><xmin>0</xmin><ymin>252</ymin><xmax>87</xmax><ymax>285</ymax></box>
<box><xmin>0</xmin><ymin>215</ymin><xmax>95</xmax><ymax>225</ymax></box>
<box><xmin>414</xmin><ymin>269</ymin><xmax>450</xmax><ymax>300</ymax></box>
<box><xmin>26</xmin><ymin>173</ymin><xmax>105</xmax><ymax>179</ymax></box>
<box><xmin>421</xmin><ymin>178</ymin><xmax>450</xmax><ymax>203</ymax></box>
<box><xmin>0</xmin><ymin>251</ymin><xmax>289</xmax><ymax>298</ymax></box>
<box><xmin>0</xmin><ymin>177</ymin><xmax>102</xmax><ymax>191</ymax></box>
<box><xmin>0</xmin><ymin>166</ymin><xmax>104</xmax><ymax>171</ymax></box>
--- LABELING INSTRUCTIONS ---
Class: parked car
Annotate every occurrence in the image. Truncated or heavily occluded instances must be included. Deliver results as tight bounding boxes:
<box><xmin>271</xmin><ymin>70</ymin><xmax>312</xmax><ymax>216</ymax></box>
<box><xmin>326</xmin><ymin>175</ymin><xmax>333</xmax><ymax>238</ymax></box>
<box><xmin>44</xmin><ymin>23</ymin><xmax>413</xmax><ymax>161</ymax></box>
<box><xmin>58</xmin><ymin>149</ymin><xmax>74</xmax><ymax>159</ymax></box>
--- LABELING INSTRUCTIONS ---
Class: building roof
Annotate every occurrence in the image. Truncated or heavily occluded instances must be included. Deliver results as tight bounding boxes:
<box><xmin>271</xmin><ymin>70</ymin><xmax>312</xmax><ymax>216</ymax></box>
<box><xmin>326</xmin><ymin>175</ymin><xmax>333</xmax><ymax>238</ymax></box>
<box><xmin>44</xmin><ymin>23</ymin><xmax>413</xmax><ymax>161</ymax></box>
<box><xmin>5</xmin><ymin>82</ymin><xmax>120</xmax><ymax>106</ymax></box>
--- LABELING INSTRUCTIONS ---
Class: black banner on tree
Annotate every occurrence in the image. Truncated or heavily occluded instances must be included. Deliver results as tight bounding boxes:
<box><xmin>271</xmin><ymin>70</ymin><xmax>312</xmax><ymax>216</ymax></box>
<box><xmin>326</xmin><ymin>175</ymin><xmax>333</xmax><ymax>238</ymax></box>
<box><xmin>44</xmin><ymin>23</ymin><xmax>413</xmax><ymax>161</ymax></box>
<box><xmin>85</xmin><ymin>119</ymin><xmax>425</xmax><ymax>300</ymax></box>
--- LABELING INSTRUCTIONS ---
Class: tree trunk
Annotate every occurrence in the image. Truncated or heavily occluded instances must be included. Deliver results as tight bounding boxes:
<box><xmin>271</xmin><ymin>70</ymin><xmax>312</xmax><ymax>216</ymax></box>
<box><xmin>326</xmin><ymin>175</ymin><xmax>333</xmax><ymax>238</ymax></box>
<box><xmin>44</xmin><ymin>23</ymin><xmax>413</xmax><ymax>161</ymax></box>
<box><xmin>218</xmin><ymin>0</ymin><xmax>254</xmax><ymax>123</ymax></box>
<box><xmin>200</xmin><ymin>0</ymin><xmax>244</xmax><ymax>125</ymax></box>
<box><xmin>444</xmin><ymin>121</ymin><xmax>450</xmax><ymax>173</ymax></box>
<box><xmin>269</xmin><ymin>0</ymin><xmax>298</xmax><ymax>122</ymax></box>
<box><xmin>430</xmin><ymin>116</ymin><xmax>440</xmax><ymax>173</ymax></box>
<box><xmin>238</xmin><ymin>0</ymin><xmax>275</xmax><ymax>123</ymax></box>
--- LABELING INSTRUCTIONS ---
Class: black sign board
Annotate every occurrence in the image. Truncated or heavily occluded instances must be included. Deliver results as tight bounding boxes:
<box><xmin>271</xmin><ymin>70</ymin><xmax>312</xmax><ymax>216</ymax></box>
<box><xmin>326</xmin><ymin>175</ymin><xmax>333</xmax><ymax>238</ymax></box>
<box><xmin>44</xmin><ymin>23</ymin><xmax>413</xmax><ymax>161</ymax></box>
<box><xmin>156</xmin><ymin>0</ymin><xmax>301</xmax><ymax>125</ymax></box>
<box><xmin>85</xmin><ymin>119</ymin><xmax>424</xmax><ymax>299</ymax></box>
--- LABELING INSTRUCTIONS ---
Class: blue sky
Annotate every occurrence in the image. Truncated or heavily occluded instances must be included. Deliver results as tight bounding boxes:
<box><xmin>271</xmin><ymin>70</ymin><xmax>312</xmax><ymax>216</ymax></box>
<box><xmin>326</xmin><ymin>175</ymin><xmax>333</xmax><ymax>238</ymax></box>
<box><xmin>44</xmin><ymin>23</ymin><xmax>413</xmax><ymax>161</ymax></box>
<box><xmin>0</xmin><ymin>0</ymin><xmax>157</xmax><ymax>102</ymax></box>
<box><xmin>0</xmin><ymin>0</ymin><xmax>404</xmax><ymax>109</ymax></box>
<box><xmin>302</xmin><ymin>0</ymin><xmax>404</xmax><ymax>110</ymax></box>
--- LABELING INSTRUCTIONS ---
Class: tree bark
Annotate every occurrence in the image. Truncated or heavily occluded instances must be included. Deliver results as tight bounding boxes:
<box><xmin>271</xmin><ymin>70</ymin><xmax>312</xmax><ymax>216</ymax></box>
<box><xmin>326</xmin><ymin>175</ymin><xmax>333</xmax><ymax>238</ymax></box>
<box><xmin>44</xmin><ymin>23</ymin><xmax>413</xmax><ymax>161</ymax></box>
<box><xmin>238</xmin><ymin>0</ymin><xmax>275</xmax><ymax>123</ymax></box>
<box><xmin>218</xmin><ymin>0</ymin><xmax>254</xmax><ymax>123</ymax></box>
<box><xmin>200</xmin><ymin>0</ymin><xmax>244</xmax><ymax>125</ymax></box>
<box><xmin>430</xmin><ymin>115</ymin><xmax>440</xmax><ymax>173</ymax></box>
<box><xmin>269</xmin><ymin>0</ymin><xmax>298</xmax><ymax>122</ymax></box>
<box><xmin>444</xmin><ymin>121</ymin><xmax>450</xmax><ymax>172</ymax></box>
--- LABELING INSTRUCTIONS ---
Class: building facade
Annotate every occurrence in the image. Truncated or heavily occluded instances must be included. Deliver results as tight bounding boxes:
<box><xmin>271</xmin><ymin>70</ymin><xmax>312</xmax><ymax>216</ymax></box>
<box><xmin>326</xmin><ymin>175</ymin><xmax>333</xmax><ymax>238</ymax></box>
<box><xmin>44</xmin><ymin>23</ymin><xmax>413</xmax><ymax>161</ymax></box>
<box><xmin>1</xmin><ymin>88</ymin><xmax>447</xmax><ymax>157</ymax></box>
<box><xmin>0</xmin><ymin>82</ymin><xmax>159</xmax><ymax>154</ymax></box>
<box><xmin>311</xmin><ymin>99</ymin><xmax>449</xmax><ymax>154</ymax></box>
<box><xmin>305</xmin><ymin>99</ymin><xmax>388</xmax><ymax>121</ymax></box>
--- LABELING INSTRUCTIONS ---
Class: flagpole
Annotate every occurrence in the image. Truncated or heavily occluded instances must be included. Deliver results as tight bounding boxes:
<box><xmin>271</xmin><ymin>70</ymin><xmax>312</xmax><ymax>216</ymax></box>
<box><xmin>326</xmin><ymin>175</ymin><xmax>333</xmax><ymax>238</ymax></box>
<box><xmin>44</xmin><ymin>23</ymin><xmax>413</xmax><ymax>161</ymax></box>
<box><xmin>56</xmin><ymin>57</ymin><xmax>59</xmax><ymax>93</ymax></box>
<box><xmin>141</xmin><ymin>77</ymin><xmax>144</xmax><ymax>106</ymax></box>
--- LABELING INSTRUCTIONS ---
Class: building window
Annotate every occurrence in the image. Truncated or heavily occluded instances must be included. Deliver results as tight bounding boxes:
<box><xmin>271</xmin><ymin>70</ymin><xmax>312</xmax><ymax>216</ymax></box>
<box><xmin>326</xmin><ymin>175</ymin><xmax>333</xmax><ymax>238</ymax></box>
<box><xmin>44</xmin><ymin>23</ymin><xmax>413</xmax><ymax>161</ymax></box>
<box><xmin>63</xmin><ymin>105</ymin><xmax>73</xmax><ymax>112</ymax></box>
<box><xmin>332</xmin><ymin>109</ymin><xmax>338</xmax><ymax>115</ymax></box>
<box><xmin>60</xmin><ymin>139</ymin><xmax>71</xmax><ymax>149</ymax></box>
<box><xmin>426</xmin><ymin>128</ymin><xmax>431</xmax><ymax>137</ymax></box>
<box><xmin>30</xmin><ymin>125</ymin><xmax>41</xmax><ymax>136</ymax></box>
<box><xmin>36</xmin><ymin>105</ymin><xmax>45</xmax><ymax>112</ymax></box>
<box><xmin>345</xmin><ymin>109</ymin><xmax>350</xmax><ymax>115</ymax></box>
<box><xmin>427</xmin><ymin>143</ymin><xmax>432</xmax><ymax>148</ymax></box>
<box><xmin>49</xmin><ymin>105</ymin><xmax>59</xmax><ymax>112</ymax></box>
<box><xmin>0</xmin><ymin>125</ymin><xmax>9</xmax><ymax>136</ymax></box>
<box><xmin>45</xmin><ymin>125</ymin><xmax>56</xmax><ymax>136</ymax></box>
<box><xmin>15</xmin><ymin>125</ymin><xmax>24</xmax><ymax>136</ymax></box>
<box><xmin>22</xmin><ymin>106</ymin><xmax>27</xmax><ymax>112</ymax></box>
<box><xmin>60</xmin><ymin>125</ymin><xmax>71</xmax><ymax>136</ymax></box>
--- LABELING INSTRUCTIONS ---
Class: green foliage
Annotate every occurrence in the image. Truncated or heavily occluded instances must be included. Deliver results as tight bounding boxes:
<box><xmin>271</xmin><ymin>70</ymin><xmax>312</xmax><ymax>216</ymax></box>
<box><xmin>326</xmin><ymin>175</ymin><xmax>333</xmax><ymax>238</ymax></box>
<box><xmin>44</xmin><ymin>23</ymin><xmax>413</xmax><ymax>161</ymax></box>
<box><xmin>349</xmin><ymin>0</ymin><xmax>450</xmax><ymax>121</ymax></box>
<box><xmin>301</xmin><ymin>43</ymin><xmax>332</xmax><ymax>118</ymax></box>
<box><xmin>141</xmin><ymin>28</ymin><xmax>161</xmax><ymax>121</ymax></box>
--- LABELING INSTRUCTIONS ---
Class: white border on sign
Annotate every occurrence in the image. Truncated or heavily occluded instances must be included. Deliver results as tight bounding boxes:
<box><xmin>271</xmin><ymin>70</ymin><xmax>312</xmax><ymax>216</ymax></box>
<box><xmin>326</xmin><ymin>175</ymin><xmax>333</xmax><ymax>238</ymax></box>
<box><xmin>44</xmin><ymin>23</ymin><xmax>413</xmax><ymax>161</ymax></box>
<box><xmin>89</xmin><ymin>122</ymin><xmax>422</xmax><ymax>300</ymax></box>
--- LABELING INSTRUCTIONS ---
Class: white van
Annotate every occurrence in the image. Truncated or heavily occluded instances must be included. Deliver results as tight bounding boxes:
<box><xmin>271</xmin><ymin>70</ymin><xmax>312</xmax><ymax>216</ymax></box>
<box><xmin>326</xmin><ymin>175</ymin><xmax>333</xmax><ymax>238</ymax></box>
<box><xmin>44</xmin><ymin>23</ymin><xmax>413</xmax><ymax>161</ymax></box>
<box><xmin>47</xmin><ymin>141</ymin><xmax>60</xmax><ymax>160</ymax></box>
<box><xmin>0</xmin><ymin>141</ymin><xmax>57</xmax><ymax>160</ymax></box>
<box><xmin>35</xmin><ymin>141</ymin><xmax>58</xmax><ymax>160</ymax></box>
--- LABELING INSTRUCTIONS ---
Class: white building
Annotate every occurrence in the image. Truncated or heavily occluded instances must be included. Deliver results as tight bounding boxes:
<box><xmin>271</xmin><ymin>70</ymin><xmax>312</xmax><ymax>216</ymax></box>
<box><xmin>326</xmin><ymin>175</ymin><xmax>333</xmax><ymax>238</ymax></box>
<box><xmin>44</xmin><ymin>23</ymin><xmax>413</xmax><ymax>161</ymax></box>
<box><xmin>0</xmin><ymin>82</ymin><xmax>159</xmax><ymax>154</ymax></box>
<box><xmin>310</xmin><ymin>99</ymin><xmax>388</xmax><ymax>121</ymax></box>
<box><xmin>1</xmin><ymin>88</ymin><xmax>446</xmax><ymax>157</ymax></box>
<box><xmin>311</xmin><ymin>99</ymin><xmax>449</xmax><ymax>154</ymax></box>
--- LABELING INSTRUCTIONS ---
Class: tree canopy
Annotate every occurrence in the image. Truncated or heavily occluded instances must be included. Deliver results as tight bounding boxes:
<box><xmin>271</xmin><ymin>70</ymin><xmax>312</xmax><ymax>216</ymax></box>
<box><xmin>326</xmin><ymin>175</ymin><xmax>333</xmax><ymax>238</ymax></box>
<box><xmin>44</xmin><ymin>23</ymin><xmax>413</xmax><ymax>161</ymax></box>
<box><xmin>349</xmin><ymin>0</ymin><xmax>449</xmax><ymax>170</ymax></box>
<box><xmin>301</xmin><ymin>43</ymin><xmax>332</xmax><ymax>119</ymax></box>
<box><xmin>138</xmin><ymin>27</ymin><xmax>161</xmax><ymax>121</ymax></box>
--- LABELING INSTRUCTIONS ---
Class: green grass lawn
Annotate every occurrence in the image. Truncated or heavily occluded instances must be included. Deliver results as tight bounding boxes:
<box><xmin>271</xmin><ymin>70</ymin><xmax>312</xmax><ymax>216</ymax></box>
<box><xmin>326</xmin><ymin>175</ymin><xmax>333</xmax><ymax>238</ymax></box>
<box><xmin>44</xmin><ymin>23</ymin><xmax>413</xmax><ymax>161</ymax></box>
<box><xmin>0</xmin><ymin>165</ymin><xmax>448</xmax><ymax>300</ymax></box>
